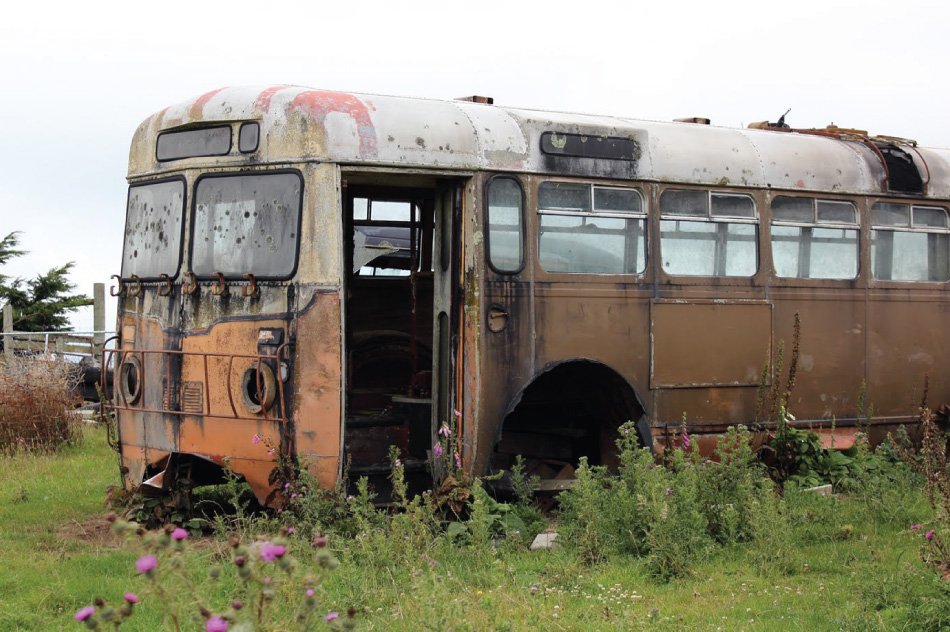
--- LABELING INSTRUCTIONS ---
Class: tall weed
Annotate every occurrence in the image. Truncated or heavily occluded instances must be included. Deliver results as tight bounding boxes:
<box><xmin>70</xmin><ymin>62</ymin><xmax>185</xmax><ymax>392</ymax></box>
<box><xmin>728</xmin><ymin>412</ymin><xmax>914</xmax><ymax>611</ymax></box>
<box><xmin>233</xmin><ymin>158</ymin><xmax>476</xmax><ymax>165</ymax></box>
<box><xmin>0</xmin><ymin>355</ymin><xmax>82</xmax><ymax>452</ymax></box>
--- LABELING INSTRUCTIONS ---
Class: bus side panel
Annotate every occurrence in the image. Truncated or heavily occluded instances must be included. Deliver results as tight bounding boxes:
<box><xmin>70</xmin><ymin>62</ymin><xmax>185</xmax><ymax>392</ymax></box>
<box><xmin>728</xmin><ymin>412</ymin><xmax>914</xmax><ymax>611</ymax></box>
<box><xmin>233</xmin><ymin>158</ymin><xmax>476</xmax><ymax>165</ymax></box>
<box><xmin>772</xmin><ymin>288</ymin><xmax>866</xmax><ymax>422</ymax></box>
<box><xmin>868</xmin><ymin>289</ymin><xmax>950</xmax><ymax>415</ymax></box>
<box><xmin>294</xmin><ymin>289</ymin><xmax>343</xmax><ymax>489</ymax></box>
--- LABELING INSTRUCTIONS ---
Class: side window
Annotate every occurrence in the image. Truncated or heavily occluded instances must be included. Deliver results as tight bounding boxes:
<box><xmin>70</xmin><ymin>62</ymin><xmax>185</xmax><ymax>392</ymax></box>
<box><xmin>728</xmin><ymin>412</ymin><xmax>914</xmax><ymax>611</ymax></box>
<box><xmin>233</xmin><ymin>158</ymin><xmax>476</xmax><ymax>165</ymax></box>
<box><xmin>486</xmin><ymin>177</ymin><xmax>524</xmax><ymax>273</ymax></box>
<box><xmin>537</xmin><ymin>182</ymin><xmax>646</xmax><ymax>275</ymax></box>
<box><xmin>659</xmin><ymin>190</ymin><xmax>757</xmax><ymax>277</ymax></box>
<box><xmin>352</xmin><ymin>198</ymin><xmax>423</xmax><ymax>277</ymax></box>
<box><xmin>871</xmin><ymin>202</ymin><xmax>950</xmax><ymax>282</ymax></box>
<box><xmin>771</xmin><ymin>197</ymin><xmax>859</xmax><ymax>280</ymax></box>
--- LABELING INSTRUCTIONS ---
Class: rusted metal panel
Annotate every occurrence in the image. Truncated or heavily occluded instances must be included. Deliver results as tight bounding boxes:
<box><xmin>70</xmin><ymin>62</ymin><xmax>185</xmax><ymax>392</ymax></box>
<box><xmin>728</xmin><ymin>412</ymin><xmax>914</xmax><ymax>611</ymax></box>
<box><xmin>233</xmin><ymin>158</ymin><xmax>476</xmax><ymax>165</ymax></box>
<box><xmin>651</xmin><ymin>301</ymin><xmax>771</xmax><ymax>388</ymax></box>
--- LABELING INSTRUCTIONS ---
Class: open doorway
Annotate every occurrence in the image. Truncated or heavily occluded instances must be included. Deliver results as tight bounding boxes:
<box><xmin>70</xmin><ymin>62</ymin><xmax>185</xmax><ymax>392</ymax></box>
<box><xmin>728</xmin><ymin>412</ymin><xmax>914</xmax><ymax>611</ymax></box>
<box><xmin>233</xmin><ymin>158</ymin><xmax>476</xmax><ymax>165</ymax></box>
<box><xmin>342</xmin><ymin>185</ymin><xmax>437</xmax><ymax>494</ymax></box>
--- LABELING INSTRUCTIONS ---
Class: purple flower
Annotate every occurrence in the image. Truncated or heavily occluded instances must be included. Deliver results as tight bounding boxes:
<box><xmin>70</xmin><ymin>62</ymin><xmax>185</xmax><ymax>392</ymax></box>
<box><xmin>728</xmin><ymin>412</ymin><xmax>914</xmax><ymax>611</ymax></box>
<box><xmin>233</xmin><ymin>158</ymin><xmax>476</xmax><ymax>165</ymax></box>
<box><xmin>123</xmin><ymin>593</ymin><xmax>139</xmax><ymax>604</ymax></box>
<box><xmin>306</xmin><ymin>588</ymin><xmax>315</xmax><ymax>597</ymax></box>
<box><xmin>172</xmin><ymin>527</ymin><xmax>189</xmax><ymax>541</ymax></box>
<box><xmin>453</xmin><ymin>409</ymin><xmax>462</xmax><ymax>419</ymax></box>
<box><xmin>927</xmin><ymin>530</ymin><xmax>935</xmax><ymax>540</ymax></box>
<box><xmin>206</xmin><ymin>616</ymin><xmax>229</xmax><ymax>632</ymax></box>
<box><xmin>455</xmin><ymin>452</ymin><xmax>462</xmax><ymax>469</ymax></box>
<box><xmin>136</xmin><ymin>555</ymin><xmax>157</xmax><ymax>574</ymax></box>
<box><xmin>682</xmin><ymin>430</ymin><xmax>691</xmax><ymax>449</ymax></box>
<box><xmin>287</xmin><ymin>527</ymin><xmax>295</xmax><ymax>535</ymax></box>
<box><xmin>394</xmin><ymin>459</ymin><xmax>402</xmax><ymax>468</ymax></box>
<box><xmin>911</xmin><ymin>524</ymin><xmax>922</xmax><ymax>530</ymax></box>
<box><xmin>252</xmin><ymin>434</ymin><xmax>261</xmax><ymax>445</ymax></box>
<box><xmin>284</xmin><ymin>482</ymin><xmax>291</xmax><ymax>489</ymax></box>
<box><xmin>74</xmin><ymin>606</ymin><xmax>95</xmax><ymax>621</ymax></box>
<box><xmin>530</xmin><ymin>586</ymin><xmax>537</xmax><ymax>594</ymax></box>
<box><xmin>268</xmin><ymin>448</ymin><xmax>275</xmax><ymax>456</ymax></box>
<box><xmin>439</xmin><ymin>423</ymin><xmax>451</xmax><ymax>437</ymax></box>
<box><xmin>324</xmin><ymin>612</ymin><xmax>339</xmax><ymax>622</ymax></box>
<box><xmin>260</xmin><ymin>543</ymin><xmax>287</xmax><ymax>562</ymax></box>
<box><xmin>291</xmin><ymin>493</ymin><xmax>298</xmax><ymax>499</ymax></box>
<box><xmin>665</xmin><ymin>488</ymin><xmax>672</xmax><ymax>496</ymax></box>
<box><xmin>433</xmin><ymin>443</ymin><xmax>443</xmax><ymax>458</ymax></box>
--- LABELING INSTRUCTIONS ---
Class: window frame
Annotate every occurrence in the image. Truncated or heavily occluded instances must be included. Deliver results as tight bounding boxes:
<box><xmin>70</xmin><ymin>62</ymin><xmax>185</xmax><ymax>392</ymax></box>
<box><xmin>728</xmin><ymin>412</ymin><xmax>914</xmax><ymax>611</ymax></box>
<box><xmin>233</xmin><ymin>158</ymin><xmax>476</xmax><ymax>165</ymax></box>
<box><xmin>769</xmin><ymin>196</ymin><xmax>860</xmax><ymax>281</ymax></box>
<box><xmin>870</xmin><ymin>201</ymin><xmax>950</xmax><ymax>283</ymax></box>
<box><xmin>484</xmin><ymin>175</ymin><xmax>526</xmax><ymax>275</ymax></box>
<box><xmin>121</xmin><ymin>175</ymin><xmax>188</xmax><ymax>282</ymax></box>
<box><xmin>188</xmin><ymin>169</ymin><xmax>304</xmax><ymax>282</ymax></box>
<box><xmin>536</xmin><ymin>180</ymin><xmax>648</xmax><ymax>276</ymax></box>
<box><xmin>658</xmin><ymin>188</ymin><xmax>759</xmax><ymax>278</ymax></box>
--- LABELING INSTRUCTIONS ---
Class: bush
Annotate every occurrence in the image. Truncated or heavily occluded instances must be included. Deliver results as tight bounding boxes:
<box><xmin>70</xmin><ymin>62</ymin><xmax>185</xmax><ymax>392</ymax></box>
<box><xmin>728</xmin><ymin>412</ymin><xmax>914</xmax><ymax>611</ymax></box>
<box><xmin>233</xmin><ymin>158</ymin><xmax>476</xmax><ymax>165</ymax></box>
<box><xmin>0</xmin><ymin>356</ymin><xmax>82</xmax><ymax>452</ymax></box>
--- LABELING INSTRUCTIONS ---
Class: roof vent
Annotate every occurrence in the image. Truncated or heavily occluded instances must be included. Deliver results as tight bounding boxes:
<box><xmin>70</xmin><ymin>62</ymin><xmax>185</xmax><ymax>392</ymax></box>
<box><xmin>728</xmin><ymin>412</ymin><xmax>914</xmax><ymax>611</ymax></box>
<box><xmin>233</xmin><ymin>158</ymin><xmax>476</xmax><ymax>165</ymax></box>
<box><xmin>455</xmin><ymin>95</ymin><xmax>494</xmax><ymax>105</ymax></box>
<box><xmin>674</xmin><ymin>117</ymin><xmax>710</xmax><ymax>125</ymax></box>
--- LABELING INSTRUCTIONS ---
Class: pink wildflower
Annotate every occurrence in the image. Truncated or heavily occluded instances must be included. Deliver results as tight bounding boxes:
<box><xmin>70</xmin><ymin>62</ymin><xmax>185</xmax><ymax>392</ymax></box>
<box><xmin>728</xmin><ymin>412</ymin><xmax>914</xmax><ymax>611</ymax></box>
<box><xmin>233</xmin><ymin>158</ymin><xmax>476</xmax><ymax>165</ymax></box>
<box><xmin>682</xmin><ymin>430</ymin><xmax>691</xmax><ymax>450</ymax></box>
<box><xmin>74</xmin><ymin>606</ymin><xmax>95</xmax><ymax>621</ymax></box>
<box><xmin>268</xmin><ymin>448</ymin><xmax>275</xmax><ymax>456</ymax></box>
<box><xmin>284</xmin><ymin>482</ymin><xmax>291</xmax><ymax>489</ymax></box>
<box><xmin>665</xmin><ymin>488</ymin><xmax>672</xmax><ymax>496</ymax></box>
<box><xmin>252</xmin><ymin>434</ymin><xmax>261</xmax><ymax>445</ymax></box>
<box><xmin>287</xmin><ymin>527</ymin><xmax>295</xmax><ymax>535</ymax></box>
<box><xmin>172</xmin><ymin>527</ymin><xmax>188</xmax><ymax>540</ymax></box>
<box><xmin>455</xmin><ymin>452</ymin><xmax>462</xmax><ymax>469</ymax></box>
<box><xmin>453</xmin><ymin>409</ymin><xmax>462</xmax><ymax>419</ymax></box>
<box><xmin>394</xmin><ymin>459</ymin><xmax>402</xmax><ymax>468</ymax></box>
<box><xmin>324</xmin><ymin>612</ymin><xmax>339</xmax><ymax>622</ymax></box>
<box><xmin>927</xmin><ymin>530</ymin><xmax>935</xmax><ymax>540</ymax></box>
<box><xmin>136</xmin><ymin>555</ymin><xmax>157</xmax><ymax>574</ymax></box>
<box><xmin>306</xmin><ymin>588</ymin><xmax>315</xmax><ymax>597</ymax></box>
<box><xmin>205</xmin><ymin>616</ymin><xmax>229</xmax><ymax>632</ymax></box>
<box><xmin>433</xmin><ymin>443</ymin><xmax>443</xmax><ymax>458</ymax></box>
<box><xmin>260</xmin><ymin>543</ymin><xmax>287</xmax><ymax>562</ymax></box>
<box><xmin>123</xmin><ymin>593</ymin><xmax>139</xmax><ymax>604</ymax></box>
<box><xmin>439</xmin><ymin>423</ymin><xmax>451</xmax><ymax>437</ymax></box>
<box><xmin>911</xmin><ymin>525</ymin><xmax>922</xmax><ymax>530</ymax></box>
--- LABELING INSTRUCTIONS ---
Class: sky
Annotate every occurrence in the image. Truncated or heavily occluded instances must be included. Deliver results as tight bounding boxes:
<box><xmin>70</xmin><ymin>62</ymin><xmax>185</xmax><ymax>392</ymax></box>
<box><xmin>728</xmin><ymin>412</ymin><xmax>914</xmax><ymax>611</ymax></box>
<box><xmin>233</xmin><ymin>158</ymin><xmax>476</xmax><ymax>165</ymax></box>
<box><xmin>1</xmin><ymin>0</ymin><xmax>947</xmax><ymax>330</ymax></box>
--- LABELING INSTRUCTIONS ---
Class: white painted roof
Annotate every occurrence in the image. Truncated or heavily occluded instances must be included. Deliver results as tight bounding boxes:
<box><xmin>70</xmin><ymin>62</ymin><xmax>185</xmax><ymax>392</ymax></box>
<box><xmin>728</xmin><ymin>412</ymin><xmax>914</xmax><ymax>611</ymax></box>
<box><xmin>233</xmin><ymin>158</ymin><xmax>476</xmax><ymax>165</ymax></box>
<box><xmin>129</xmin><ymin>85</ymin><xmax>950</xmax><ymax>199</ymax></box>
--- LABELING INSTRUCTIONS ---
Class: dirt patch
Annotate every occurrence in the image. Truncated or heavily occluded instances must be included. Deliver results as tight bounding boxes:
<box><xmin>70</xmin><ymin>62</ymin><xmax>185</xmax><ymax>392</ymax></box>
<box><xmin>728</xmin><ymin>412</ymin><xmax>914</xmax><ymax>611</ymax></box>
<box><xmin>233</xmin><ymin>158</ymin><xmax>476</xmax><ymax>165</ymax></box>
<box><xmin>58</xmin><ymin>517</ymin><xmax>118</xmax><ymax>548</ymax></box>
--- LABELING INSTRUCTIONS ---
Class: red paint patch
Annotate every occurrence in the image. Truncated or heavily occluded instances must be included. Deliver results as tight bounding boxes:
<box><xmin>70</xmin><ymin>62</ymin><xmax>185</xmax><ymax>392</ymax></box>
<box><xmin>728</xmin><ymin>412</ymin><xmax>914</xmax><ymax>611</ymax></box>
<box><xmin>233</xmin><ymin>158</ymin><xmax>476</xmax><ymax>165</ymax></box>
<box><xmin>290</xmin><ymin>90</ymin><xmax>378</xmax><ymax>158</ymax></box>
<box><xmin>189</xmin><ymin>87</ymin><xmax>228</xmax><ymax>118</ymax></box>
<box><xmin>255</xmin><ymin>86</ymin><xmax>292</xmax><ymax>114</ymax></box>
<box><xmin>796</xmin><ymin>179</ymin><xmax>805</xmax><ymax>188</ymax></box>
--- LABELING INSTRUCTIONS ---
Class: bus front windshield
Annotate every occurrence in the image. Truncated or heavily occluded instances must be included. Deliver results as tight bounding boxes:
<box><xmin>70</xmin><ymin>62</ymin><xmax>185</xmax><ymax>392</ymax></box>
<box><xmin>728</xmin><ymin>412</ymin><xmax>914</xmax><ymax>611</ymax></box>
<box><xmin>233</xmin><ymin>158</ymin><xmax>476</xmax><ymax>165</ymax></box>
<box><xmin>122</xmin><ymin>179</ymin><xmax>185</xmax><ymax>279</ymax></box>
<box><xmin>191</xmin><ymin>172</ymin><xmax>302</xmax><ymax>279</ymax></box>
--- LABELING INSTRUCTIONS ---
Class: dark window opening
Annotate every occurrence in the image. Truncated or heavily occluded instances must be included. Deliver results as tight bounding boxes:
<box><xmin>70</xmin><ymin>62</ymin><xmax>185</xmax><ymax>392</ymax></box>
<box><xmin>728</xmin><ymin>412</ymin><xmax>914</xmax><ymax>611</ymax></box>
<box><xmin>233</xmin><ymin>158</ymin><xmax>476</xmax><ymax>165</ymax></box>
<box><xmin>878</xmin><ymin>144</ymin><xmax>924</xmax><ymax>195</ymax></box>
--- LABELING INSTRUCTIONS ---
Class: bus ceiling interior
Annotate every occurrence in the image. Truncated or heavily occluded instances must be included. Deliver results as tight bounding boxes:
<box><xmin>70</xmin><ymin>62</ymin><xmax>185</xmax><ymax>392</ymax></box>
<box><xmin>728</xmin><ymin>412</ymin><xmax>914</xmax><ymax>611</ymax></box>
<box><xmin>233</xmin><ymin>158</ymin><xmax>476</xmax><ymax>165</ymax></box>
<box><xmin>343</xmin><ymin>178</ymin><xmax>437</xmax><ymax>491</ymax></box>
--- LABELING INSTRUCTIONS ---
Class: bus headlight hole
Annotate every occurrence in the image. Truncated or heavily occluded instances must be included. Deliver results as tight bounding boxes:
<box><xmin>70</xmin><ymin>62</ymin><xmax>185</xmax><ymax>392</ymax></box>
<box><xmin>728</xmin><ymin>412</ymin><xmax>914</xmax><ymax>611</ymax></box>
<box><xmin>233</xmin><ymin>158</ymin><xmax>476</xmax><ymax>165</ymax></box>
<box><xmin>242</xmin><ymin>364</ymin><xmax>276</xmax><ymax>413</ymax></box>
<box><xmin>119</xmin><ymin>356</ymin><xmax>142</xmax><ymax>405</ymax></box>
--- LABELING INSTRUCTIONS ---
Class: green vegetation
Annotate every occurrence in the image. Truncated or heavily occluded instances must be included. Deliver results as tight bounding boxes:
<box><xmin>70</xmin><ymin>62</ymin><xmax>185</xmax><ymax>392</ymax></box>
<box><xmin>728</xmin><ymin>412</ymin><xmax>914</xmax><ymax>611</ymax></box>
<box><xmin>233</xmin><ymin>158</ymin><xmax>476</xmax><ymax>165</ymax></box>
<box><xmin>0</xmin><ymin>231</ymin><xmax>89</xmax><ymax>335</ymax></box>
<box><xmin>3</xmin><ymin>422</ymin><xmax>950</xmax><ymax>631</ymax></box>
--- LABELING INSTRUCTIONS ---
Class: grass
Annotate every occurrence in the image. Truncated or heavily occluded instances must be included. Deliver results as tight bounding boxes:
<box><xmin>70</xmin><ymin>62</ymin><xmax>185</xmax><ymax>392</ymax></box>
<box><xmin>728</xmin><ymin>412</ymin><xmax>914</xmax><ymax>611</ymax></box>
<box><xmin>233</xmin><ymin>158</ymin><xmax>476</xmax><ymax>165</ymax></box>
<box><xmin>1</xmin><ymin>425</ymin><xmax>947</xmax><ymax>631</ymax></box>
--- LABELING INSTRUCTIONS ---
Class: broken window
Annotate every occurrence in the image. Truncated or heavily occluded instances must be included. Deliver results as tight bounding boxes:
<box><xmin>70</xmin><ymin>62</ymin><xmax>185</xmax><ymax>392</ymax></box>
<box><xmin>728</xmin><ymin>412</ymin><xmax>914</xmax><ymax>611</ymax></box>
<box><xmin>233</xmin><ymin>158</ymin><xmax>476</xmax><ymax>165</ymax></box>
<box><xmin>122</xmin><ymin>178</ymin><xmax>185</xmax><ymax>279</ymax></box>
<box><xmin>191</xmin><ymin>172</ymin><xmax>302</xmax><ymax>279</ymax></box>
<box><xmin>660</xmin><ymin>190</ymin><xmax>757</xmax><ymax>277</ymax></box>
<box><xmin>537</xmin><ymin>182</ymin><xmax>646</xmax><ymax>275</ymax></box>
<box><xmin>352</xmin><ymin>198</ymin><xmax>425</xmax><ymax>277</ymax></box>
<box><xmin>871</xmin><ymin>202</ymin><xmax>950</xmax><ymax>282</ymax></box>
<box><xmin>486</xmin><ymin>177</ymin><xmax>524</xmax><ymax>273</ymax></box>
<box><xmin>771</xmin><ymin>197</ymin><xmax>858</xmax><ymax>280</ymax></box>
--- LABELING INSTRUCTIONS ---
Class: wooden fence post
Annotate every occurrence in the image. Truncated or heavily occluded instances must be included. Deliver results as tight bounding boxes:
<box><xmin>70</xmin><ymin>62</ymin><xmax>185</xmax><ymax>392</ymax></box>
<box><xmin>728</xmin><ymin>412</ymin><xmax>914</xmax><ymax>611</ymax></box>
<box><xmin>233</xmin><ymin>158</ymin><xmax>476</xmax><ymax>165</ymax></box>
<box><xmin>93</xmin><ymin>282</ymin><xmax>105</xmax><ymax>362</ymax></box>
<box><xmin>2</xmin><ymin>304</ymin><xmax>11</xmax><ymax>360</ymax></box>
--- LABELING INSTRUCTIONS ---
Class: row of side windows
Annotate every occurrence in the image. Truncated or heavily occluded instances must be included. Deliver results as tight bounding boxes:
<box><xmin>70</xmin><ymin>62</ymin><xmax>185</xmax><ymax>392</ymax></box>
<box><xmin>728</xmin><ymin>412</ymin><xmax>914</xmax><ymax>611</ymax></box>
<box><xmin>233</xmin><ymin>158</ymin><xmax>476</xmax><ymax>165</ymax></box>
<box><xmin>485</xmin><ymin>177</ymin><xmax>950</xmax><ymax>282</ymax></box>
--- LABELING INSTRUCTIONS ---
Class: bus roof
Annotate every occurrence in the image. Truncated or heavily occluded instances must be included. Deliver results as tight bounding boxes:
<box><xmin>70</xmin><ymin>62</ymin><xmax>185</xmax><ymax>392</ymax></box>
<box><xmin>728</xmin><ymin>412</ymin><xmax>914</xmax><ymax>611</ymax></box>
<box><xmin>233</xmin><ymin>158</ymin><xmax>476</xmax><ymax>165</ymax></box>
<box><xmin>130</xmin><ymin>85</ymin><xmax>950</xmax><ymax>199</ymax></box>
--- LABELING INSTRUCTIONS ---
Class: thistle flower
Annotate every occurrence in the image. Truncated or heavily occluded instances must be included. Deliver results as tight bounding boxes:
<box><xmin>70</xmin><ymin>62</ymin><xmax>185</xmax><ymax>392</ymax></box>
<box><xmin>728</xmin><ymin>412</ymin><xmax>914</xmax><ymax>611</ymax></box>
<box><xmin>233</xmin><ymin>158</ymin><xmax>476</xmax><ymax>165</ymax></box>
<box><xmin>171</xmin><ymin>527</ymin><xmax>188</xmax><ymax>541</ymax></box>
<box><xmin>123</xmin><ymin>593</ymin><xmax>139</xmax><ymax>605</ymax></box>
<box><xmin>135</xmin><ymin>556</ymin><xmax>157</xmax><ymax>574</ymax></box>
<box><xmin>927</xmin><ymin>530</ymin><xmax>935</xmax><ymax>540</ymax></box>
<box><xmin>306</xmin><ymin>588</ymin><xmax>315</xmax><ymax>597</ymax></box>
<box><xmin>205</xmin><ymin>616</ymin><xmax>229</xmax><ymax>632</ymax></box>
<box><xmin>911</xmin><ymin>524</ymin><xmax>921</xmax><ymax>530</ymax></box>
<box><xmin>324</xmin><ymin>612</ymin><xmax>339</xmax><ymax>622</ymax></box>
<box><xmin>75</xmin><ymin>606</ymin><xmax>95</xmax><ymax>621</ymax></box>
<box><xmin>260</xmin><ymin>543</ymin><xmax>287</xmax><ymax>562</ymax></box>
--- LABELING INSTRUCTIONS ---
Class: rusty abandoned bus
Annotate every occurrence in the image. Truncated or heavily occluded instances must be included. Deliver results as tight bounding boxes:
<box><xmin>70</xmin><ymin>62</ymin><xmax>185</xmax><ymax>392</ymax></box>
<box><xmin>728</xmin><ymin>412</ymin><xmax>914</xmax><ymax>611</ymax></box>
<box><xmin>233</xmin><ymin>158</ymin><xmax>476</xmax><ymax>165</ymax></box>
<box><xmin>107</xmin><ymin>86</ymin><xmax>950</xmax><ymax>504</ymax></box>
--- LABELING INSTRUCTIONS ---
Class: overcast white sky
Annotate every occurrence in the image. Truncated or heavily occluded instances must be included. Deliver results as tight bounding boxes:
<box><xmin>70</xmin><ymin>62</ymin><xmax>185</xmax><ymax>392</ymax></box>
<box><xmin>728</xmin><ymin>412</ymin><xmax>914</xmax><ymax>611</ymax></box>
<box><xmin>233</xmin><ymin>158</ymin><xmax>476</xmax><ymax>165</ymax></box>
<box><xmin>1</xmin><ymin>0</ymin><xmax>947</xmax><ymax>330</ymax></box>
